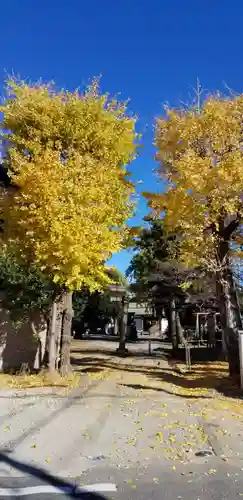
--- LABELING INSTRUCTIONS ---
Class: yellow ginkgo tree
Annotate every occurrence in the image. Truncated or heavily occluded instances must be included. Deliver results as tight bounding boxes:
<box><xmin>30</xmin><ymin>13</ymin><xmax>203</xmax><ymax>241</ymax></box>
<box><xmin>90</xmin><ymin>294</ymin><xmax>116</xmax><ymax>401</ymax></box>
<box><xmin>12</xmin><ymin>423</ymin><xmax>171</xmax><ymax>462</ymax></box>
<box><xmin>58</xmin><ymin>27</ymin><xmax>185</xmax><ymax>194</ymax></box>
<box><xmin>0</xmin><ymin>78</ymin><xmax>138</xmax><ymax>374</ymax></box>
<box><xmin>147</xmin><ymin>93</ymin><xmax>243</xmax><ymax>376</ymax></box>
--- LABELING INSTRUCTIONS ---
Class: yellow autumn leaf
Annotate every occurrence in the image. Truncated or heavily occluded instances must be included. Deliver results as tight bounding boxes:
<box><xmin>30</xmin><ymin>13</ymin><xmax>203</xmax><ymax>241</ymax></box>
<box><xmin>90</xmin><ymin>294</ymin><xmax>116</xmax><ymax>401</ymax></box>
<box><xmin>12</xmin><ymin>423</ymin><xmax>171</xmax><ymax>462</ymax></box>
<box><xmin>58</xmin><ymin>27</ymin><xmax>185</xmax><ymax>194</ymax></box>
<box><xmin>208</xmin><ymin>468</ymin><xmax>217</xmax><ymax>475</ymax></box>
<box><xmin>147</xmin><ymin>93</ymin><xmax>243</xmax><ymax>321</ymax></box>
<box><xmin>0</xmin><ymin>77</ymin><xmax>138</xmax><ymax>291</ymax></box>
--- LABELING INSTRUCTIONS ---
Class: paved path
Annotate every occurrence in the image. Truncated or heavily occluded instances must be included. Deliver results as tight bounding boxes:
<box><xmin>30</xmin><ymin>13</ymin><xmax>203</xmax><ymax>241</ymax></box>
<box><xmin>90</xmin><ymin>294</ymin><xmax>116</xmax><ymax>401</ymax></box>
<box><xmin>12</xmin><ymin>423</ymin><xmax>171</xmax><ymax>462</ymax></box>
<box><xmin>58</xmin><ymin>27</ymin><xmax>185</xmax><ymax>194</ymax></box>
<box><xmin>0</xmin><ymin>377</ymin><xmax>210</xmax><ymax>478</ymax></box>
<box><xmin>1</xmin><ymin>339</ymin><xmax>243</xmax><ymax>497</ymax></box>
<box><xmin>1</xmin><ymin>461</ymin><xmax>243</xmax><ymax>499</ymax></box>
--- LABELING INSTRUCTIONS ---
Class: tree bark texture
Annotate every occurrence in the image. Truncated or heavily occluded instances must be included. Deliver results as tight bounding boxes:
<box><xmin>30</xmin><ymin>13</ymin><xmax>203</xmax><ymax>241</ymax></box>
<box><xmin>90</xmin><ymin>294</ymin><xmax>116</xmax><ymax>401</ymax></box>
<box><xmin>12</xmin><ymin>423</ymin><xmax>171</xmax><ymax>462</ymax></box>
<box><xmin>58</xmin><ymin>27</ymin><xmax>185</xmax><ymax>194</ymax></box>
<box><xmin>60</xmin><ymin>291</ymin><xmax>73</xmax><ymax>376</ymax></box>
<box><xmin>168</xmin><ymin>297</ymin><xmax>177</xmax><ymax>350</ymax></box>
<box><xmin>117</xmin><ymin>298</ymin><xmax>128</xmax><ymax>354</ymax></box>
<box><xmin>207</xmin><ymin>313</ymin><xmax>216</xmax><ymax>348</ymax></box>
<box><xmin>216</xmin><ymin>237</ymin><xmax>242</xmax><ymax>376</ymax></box>
<box><xmin>176</xmin><ymin>311</ymin><xmax>185</xmax><ymax>346</ymax></box>
<box><xmin>55</xmin><ymin>299</ymin><xmax>64</xmax><ymax>371</ymax></box>
<box><xmin>42</xmin><ymin>316</ymin><xmax>50</xmax><ymax>368</ymax></box>
<box><xmin>48</xmin><ymin>300</ymin><xmax>57</xmax><ymax>374</ymax></box>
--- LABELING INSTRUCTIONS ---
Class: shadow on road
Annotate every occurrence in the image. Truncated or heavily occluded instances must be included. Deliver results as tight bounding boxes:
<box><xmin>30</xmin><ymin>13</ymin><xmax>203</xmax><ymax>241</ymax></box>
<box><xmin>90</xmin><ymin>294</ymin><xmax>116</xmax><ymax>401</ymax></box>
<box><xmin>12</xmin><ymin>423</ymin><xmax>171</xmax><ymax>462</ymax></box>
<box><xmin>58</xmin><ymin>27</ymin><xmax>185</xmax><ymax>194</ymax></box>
<box><xmin>117</xmin><ymin>382</ymin><xmax>213</xmax><ymax>399</ymax></box>
<box><xmin>71</xmin><ymin>347</ymin><xmax>165</xmax><ymax>359</ymax></box>
<box><xmin>71</xmin><ymin>341</ymin><xmax>239</xmax><ymax>399</ymax></box>
<box><xmin>0</xmin><ymin>452</ymin><xmax>107</xmax><ymax>498</ymax></box>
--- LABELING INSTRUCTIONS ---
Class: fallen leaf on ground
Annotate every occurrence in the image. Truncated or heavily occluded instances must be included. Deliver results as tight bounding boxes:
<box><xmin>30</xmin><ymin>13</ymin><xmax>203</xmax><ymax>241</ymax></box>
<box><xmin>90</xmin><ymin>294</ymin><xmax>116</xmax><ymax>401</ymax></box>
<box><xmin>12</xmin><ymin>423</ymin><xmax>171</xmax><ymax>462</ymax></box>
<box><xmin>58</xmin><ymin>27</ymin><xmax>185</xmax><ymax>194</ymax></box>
<box><xmin>156</xmin><ymin>432</ymin><xmax>164</xmax><ymax>441</ymax></box>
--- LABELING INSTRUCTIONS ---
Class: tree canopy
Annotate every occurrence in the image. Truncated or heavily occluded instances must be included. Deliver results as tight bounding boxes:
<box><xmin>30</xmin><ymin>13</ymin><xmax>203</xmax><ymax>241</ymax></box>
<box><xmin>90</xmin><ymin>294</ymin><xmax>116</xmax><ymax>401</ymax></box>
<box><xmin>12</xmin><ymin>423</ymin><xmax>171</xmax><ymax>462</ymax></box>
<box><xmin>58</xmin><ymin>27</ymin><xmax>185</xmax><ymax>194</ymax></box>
<box><xmin>0</xmin><ymin>248</ymin><xmax>57</xmax><ymax>323</ymax></box>
<box><xmin>73</xmin><ymin>266</ymin><xmax>127</xmax><ymax>332</ymax></box>
<box><xmin>126</xmin><ymin>218</ymin><xmax>187</xmax><ymax>310</ymax></box>
<box><xmin>0</xmin><ymin>78</ymin><xmax>138</xmax><ymax>290</ymax></box>
<box><xmin>147</xmin><ymin>94</ymin><xmax>243</xmax><ymax>271</ymax></box>
<box><xmin>145</xmin><ymin>92</ymin><xmax>243</xmax><ymax>372</ymax></box>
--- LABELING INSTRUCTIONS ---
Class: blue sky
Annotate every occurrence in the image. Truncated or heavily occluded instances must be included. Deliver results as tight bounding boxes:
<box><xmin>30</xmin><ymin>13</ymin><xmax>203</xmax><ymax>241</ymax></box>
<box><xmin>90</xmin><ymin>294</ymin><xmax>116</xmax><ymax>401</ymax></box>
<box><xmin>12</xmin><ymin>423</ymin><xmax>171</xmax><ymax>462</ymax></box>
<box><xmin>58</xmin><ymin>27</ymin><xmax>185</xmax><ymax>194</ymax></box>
<box><xmin>1</xmin><ymin>0</ymin><xmax>243</xmax><ymax>273</ymax></box>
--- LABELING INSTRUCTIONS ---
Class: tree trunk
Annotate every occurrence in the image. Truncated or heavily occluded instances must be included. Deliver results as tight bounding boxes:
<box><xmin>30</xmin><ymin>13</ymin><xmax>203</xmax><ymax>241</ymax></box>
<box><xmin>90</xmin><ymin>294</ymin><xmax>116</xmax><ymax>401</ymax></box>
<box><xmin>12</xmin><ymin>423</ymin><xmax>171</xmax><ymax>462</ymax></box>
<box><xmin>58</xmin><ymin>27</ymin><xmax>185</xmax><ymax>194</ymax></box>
<box><xmin>216</xmin><ymin>237</ymin><xmax>242</xmax><ymax>376</ymax></box>
<box><xmin>216</xmin><ymin>278</ymin><xmax>228</xmax><ymax>359</ymax></box>
<box><xmin>168</xmin><ymin>297</ymin><xmax>177</xmax><ymax>350</ymax></box>
<box><xmin>60</xmin><ymin>291</ymin><xmax>73</xmax><ymax>376</ymax></box>
<box><xmin>176</xmin><ymin>311</ymin><xmax>185</xmax><ymax>346</ymax></box>
<box><xmin>42</xmin><ymin>316</ymin><xmax>50</xmax><ymax>368</ymax></box>
<box><xmin>48</xmin><ymin>300</ymin><xmax>57</xmax><ymax>374</ymax></box>
<box><xmin>30</xmin><ymin>320</ymin><xmax>42</xmax><ymax>371</ymax></box>
<box><xmin>55</xmin><ymin>300</ymin><xmax>64</xmax><ymax>371</ymax></box>
<box><xmin>117</xmin><ymin>298</ymin><xmax>128</xmax><ymax>355</ymax></box>
<box><xmin>207</xmin><ymin>313</ymin><xmax>216</xmax><ymax>348</ymax></box>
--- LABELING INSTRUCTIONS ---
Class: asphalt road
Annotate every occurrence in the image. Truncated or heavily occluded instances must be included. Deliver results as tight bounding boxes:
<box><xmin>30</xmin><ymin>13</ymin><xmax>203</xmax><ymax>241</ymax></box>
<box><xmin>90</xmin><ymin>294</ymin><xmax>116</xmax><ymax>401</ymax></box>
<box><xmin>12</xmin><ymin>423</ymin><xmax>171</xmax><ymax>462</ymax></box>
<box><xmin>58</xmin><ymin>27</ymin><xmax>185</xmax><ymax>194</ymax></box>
<box><xmin>1</xmin><ymin>459</ymin><xmax>243</xmax><ymax>499</ymax></box>
<box><xmin>1</xmin><ymin>339</ymin><xmax>243</xmax><ymax>498</ymax></box>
